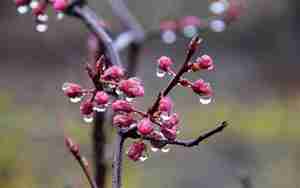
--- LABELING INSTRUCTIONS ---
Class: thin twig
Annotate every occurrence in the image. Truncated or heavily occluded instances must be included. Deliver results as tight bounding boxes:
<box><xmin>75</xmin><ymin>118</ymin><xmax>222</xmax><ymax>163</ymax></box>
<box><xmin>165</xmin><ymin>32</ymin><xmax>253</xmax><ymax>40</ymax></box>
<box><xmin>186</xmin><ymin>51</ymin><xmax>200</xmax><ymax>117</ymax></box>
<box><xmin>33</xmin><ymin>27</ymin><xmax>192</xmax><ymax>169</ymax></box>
<box><xmin>112</xmin><ymin>132</ymin><xmax>125</xmax><ymax>188</ymax></box>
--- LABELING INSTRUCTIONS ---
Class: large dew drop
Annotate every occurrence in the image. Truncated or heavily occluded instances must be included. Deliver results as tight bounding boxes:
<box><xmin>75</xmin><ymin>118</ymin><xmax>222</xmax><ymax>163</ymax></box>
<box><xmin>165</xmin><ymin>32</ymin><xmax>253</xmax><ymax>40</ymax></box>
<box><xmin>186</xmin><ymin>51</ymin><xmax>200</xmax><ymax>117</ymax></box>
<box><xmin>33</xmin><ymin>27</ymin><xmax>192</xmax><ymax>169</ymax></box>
<box><xmin>161</xmin><ymin>30</ymin><xmax>177</xmax><ymax>44</ymax></box>
<box><xmin>69</xmin><ymin>96</ymin><xmax>83</xmax><ymax>103</ymax></box>
<box><xmin>156</xmin><ymin>68</ymin><xmax>166</xmax><ymax>78</ymax></box>
<box><xmin>37</xmin><ymin>14</ymin><xmax>49</xmax><ymax>22</ymax></box>
<box><xmin>151</xmin><ymin>147</ymin><xmax>159</xmax><ymax>152</ymax></box>
<box><xmin>36</xmin><ymin>23</ymin><xmax>48</xmax><ymax>33</ymax></box>
<box><xmin>83</xmin><ymin>115</ymin><xmax>94</xmax><ymax>123</ymax></box>
<box><xmin>17</xmin><ymin>6</ymin><xmax>29</xmax><ymax>14</ymax></box>
<box><xmin>183</xmin><ymin>25</ymin><xmax>198</xmax><ymax>38</ymax></box>
<box><xmin>139</xmin><ymin>155</ymin><xmax>148</xmax><ymax>162</ymax></box>
<box><xmin>161</xmin><ymin>147</ymin><xmax>170</xmax><ymax>153</ymax></box>
<box><xmin>199</xmin><ymin>96</ymin><xmax>212</xmax><ymax>104</ymax></box>
<box><xmin>93</xmin><ymin>105</ymin><xmax>107</xmax><ymax>112</ymax></box>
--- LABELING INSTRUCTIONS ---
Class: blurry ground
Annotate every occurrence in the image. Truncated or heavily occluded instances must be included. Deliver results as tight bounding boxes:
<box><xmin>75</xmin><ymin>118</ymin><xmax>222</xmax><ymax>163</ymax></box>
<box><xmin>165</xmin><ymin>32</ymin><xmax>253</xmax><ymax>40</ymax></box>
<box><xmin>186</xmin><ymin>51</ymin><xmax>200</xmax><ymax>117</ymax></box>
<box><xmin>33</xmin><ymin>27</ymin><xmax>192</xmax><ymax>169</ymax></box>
<box><xmin>0</xmin><ymin>0</ymin><xmax>300</xmax><ymax>188</ymax></box>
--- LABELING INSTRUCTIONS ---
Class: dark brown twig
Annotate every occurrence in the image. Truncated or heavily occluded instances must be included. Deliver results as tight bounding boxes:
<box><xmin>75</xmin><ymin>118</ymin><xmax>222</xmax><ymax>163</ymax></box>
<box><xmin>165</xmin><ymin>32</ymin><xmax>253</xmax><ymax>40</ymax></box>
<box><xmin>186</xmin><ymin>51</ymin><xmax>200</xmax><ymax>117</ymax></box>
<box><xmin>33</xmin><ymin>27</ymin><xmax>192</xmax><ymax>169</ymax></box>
<box><xmin>112</xmin><ymin>131</ymin><xmax>125</xmax><ymax>188</ymax></box>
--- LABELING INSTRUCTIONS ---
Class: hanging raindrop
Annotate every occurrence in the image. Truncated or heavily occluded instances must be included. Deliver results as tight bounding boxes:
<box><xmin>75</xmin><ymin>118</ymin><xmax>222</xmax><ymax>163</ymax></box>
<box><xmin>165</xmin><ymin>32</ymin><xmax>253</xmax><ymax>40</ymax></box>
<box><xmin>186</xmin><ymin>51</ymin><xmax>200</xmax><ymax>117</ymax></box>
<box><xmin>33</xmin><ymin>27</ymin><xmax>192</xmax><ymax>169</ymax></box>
<box><xmin>17</xmin><ymin>5</ymin><xmax>29</xmax><ymax>14</ymax></box>
<box><xmin>36</xmin><ymin>23</ymin><xmax>48</xmax><ymax>32</ymax></box>
<box><xmin>37</xmin><ymin>14</ymin><xmax>48</xmax><ymax>22</ymax></box>
<box><xmin>93</xmin><ymin>105</ymin><xmax>107</xmax><ymax>112</ymax></box>
<box><xmin>139</xmin><ymin>155</ymin><xmax>148</xmax><ymax>162</ymax></box>
<box><xmin>83</xmin><ymin>115</ymin><xmax>94</xmax><ymax>123</ymax></box>
<box><xmin>161</xmin><ymin>30</ymin><xmax>177</xmax><ymax>44</ymax></box>
<box><xmin>161</xmin><ymin>147</ymin><xmax>170</xmax><ymax>153</ymax></box>
<box><xmin>199</xmin><ymin>96</ymin><xmax>212</xmax><ymax>104</ymax></box>
<box><xmin>183</xmin><ymin>25</ymin><xmax>198</xmax><ymax>38</ymax></box>
<box><xmin>151</xmin><ymin>147</ymin><xmax>159</xmax><ymax>152</ymax></box>
<box><xmin>57</xmin><ymin>12</ymin><xmax>64</xmax><ymax>20</ymax></box>
<box><xmin>69</xmin><ymin>96</ymin><xmax>83</xmax><ymax>103</ymax></box>
<box><xmin>125</xmin><ymin>97</ymin><xmax>134</xmax><ymax>102</ymax></box>
<box><xmin>156</xmin><ymin>68</ymin><xmax>166</xmax><ymax>78</ymax></box>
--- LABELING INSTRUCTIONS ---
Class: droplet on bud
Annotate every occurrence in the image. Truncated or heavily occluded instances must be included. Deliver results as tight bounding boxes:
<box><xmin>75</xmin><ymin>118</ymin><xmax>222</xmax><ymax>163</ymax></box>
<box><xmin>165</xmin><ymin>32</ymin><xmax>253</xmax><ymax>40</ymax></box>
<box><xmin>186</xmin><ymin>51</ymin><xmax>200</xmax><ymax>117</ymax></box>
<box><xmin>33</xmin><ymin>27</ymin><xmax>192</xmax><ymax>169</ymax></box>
<box><xmin>156</xmin><ymin>68</ymin><xmax>166</xmax><ymax>78</ymax></box>
<box><xmin>161</xmin><ymin>30</ymin><xmax>177</xmax><ymax>44</ymax></box>
<box><xmin>115</xmin><ymin>88</ymin><xmax>123</xmax><ymax>96</ymax></box>
<box><xmin>17</xmin><ymin>5</ymin><xmax>29</xmax><ymax>14</ymax></box>
<box><xmin>36</xmin><ymin>23</ymin><xmax>48</xmax><ymax>32</ymax></box>
<box><xmin>69</xmin><ymin>96</ymin><xmax>83</xmax><ymax>103</ymax></box>
<box><xmin>83</xmin><ymin>115</ymin><xmax>94</xmax><ymax>123</ymax></box>
<box><xmin>139</xmin><ymin>155</ymin><xmax>148</xmax><ymax>162</ymax></box>
<box><xmin>29</xmin><ymin>1</ymin><xmax>39</xmax><ymax>9</ymax></box>
<box><xmin>37</xmin><ymin>14</ymin><xmax>48</xmax><ymax>22</ymax></box>
<box><xmin>57</xmin><ymin>12</ymin><xmax>64</xmax><ymax>20</ymax></box>
<box><xmin>161</xmin><ymin>147</ymin><xmax>170</xmax><ymax>153</ymax></box>
<box><xmin>183</xmin><ymin>25</ymin><xmax>198</xmax><ymax>38</ymax></box>
<box><xmin>151</xmin><ymin>147</ymin><xmax>159</xmax><ymax>152</ymax></box>
<box><xmin>160</xmin><ymin>113</ymin><xmax>171</xmax><ymax>121</ymax></box>
<box><xmin>93</xmin><ymin>105</ymin><xmax>107</xmax><ymax>112</ymax></box>
<box><xmin>199</xmin><ymin>96</ymin><xmax>212</xmax><ymax>104</ymax></box>
<box><xmin>125</xmin><ymin>97</ymin><xmax>134</xmax><ymax>102</ymax></box>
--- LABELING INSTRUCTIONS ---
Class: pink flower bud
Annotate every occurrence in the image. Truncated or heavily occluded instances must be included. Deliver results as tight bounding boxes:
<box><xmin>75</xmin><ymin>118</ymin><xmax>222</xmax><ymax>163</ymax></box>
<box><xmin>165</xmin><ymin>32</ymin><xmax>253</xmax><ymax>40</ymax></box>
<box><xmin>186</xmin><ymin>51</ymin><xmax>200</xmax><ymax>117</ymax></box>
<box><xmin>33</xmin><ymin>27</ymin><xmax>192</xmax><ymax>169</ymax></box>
<box><xmin>102</xmin><ymin>66</ymin><xmax>124</xmax><ymax>81</ymax></box>
<box><xmin>163</xmin><ymin>113</ymin><xmax>179</xmax><ymax>129</ymax></box>
<box><xmin>192</xmin><ymin>79</ymin><xmax>213</xmax><ymax>96</ymax></box>
<box><xmin>158</xmin><ymin>97</ymin><xmax>173</xmax><ymax>113</ymax></box>
<box><xmin>52</xmin><ymin>0</ymin><xmax>68</xmax><ymax>12</ymax></box>
<box><xmin>127</xmin><ymin>141</ymin><xmax>146</xmax><ymax>161</ymax></box>
<box><xmin>80</xmin><ymin>101</ymin><xmax>94</xmax><ymax>115</ymax></box>
<box><xmin>15</xmin><ymin>0</ymin><xmax>30</xmax><ymax>6</ymax></box>
<box><xmin>137</xmin><ymin>118</ymin><xmax>154</xmax><ymax>136</ymax></box>
<box><xmin>32</xmin><ymin>2</ymin><xmax>47</xmax><ymax>16</ymax></box>
<box><xmin>161</xmin><ymin>127</ymin><xmax>177</xmax><ymax>140</ymax></box>
<box><xmin>62</xmin><ymin>82</ymin><xmax>83</xmax><ymax>98</ymax></box>
<box><xmin>118</xmin><ymin>78</ymin><xmax>144</xmax><ymax>98</ymax></box>
<box><xmin>149</xmin><ymin>131</ymin><xmax>167</xmax><ymax>149</ymax></box>
<box><xmin>113</xmin><ymin>114</ymin><xmax>135</xmax><ymax>128</ymax></box>
<box><xmin>157</xmin><ymin>56</ymin><xmax>173</xmax><ymax>71</ymax></box>
<box><xmin>94</xmin><ymin>91</ymin><xmax>109</xmax><ymax>105</ymax></box>
<box><xmin>111</xmin><ymin>100</ymin><xmax>133</xmax><ymax>113</ymax></box>
<box><xmin>195</xmin><ymin>55</ymin><xmax>214</xmax><ymax>70</ymax></box>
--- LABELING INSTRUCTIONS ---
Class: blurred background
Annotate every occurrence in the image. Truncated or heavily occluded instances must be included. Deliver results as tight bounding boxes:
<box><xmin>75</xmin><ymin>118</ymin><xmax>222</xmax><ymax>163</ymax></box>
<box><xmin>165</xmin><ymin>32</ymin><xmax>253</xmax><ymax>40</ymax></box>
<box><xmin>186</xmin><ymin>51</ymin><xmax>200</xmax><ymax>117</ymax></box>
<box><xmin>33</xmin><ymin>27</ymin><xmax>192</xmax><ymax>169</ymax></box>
<box><xmin>0</xmin><ymin>0</ymin><xmax>300</xmax><ymax>187</ymax></box>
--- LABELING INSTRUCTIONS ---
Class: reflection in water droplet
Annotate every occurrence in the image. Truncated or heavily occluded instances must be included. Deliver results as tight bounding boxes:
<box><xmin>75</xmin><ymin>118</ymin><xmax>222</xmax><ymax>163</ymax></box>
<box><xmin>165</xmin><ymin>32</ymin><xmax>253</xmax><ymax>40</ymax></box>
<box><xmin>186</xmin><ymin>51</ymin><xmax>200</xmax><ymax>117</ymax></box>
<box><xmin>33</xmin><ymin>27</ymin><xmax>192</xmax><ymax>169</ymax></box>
<box><xmin>161</xmin><ymin>30</ymin><xmax>177</xmax><ymax>44</ymax></box>
<box><xmin>156</xmin><ymin>68</ymin><xmax>166</xmax><ymax>78</ymax></box>
<box><xmin>57</xmin><ymin>12</ymin><xmax>64</xmax><ymax>20</ymax></box>
<box><xmin>62</xmin><ymin>82</ymin><xmax>70</xmax><ymax>91</ymax></box>
<box><xmin>183</xmin><ymin>25</ymin><xmax>198</xmax><ymax>38</ymax></box>
<box><xmin>210</xmin><ymin>20</ymin><xmax>226</xmax><ymax>32</ymax></box>
<box><xmin>199</xmin><ymin>96</ymin><xmax>212</xmax><ymax>104</ymax></box>
<box><xmin>36</xmin><ymin>23</ymin><xmax>48</xmax><ymax>32</ymax></box>
<box><xmin>17</xmin><ymin>6</ymin><xmax>29</xmax><ymax>14</ymax></box>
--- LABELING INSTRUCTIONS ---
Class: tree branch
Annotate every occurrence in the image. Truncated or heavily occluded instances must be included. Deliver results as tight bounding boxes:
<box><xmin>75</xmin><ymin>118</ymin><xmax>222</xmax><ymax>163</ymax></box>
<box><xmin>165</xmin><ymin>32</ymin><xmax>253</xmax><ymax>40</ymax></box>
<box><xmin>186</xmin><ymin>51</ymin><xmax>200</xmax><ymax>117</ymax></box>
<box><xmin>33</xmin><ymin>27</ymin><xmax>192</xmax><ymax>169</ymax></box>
<box><xmin>112</xmin><ymin>132</ymin><xmax>125</xmax><ymax>188</ymax></box>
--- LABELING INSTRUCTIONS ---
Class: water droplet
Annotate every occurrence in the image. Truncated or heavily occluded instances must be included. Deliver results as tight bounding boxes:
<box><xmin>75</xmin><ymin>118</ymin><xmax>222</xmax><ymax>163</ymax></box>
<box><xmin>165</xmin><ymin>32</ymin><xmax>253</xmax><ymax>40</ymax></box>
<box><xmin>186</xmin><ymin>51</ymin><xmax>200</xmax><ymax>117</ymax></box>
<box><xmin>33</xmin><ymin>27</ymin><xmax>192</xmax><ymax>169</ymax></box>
<box><xmin>199</xmin><ymin>96</ymin><xmax>212</xmax><ymax>104</ymax></box>
<box><xmin>183</xmin><ymin>25</ymin><xmax>198</xmax><ymax>38</ymax></box>
<box><xmin>29</xmin><ymin>1</ymin><xmax>39</xmax><ymax>9</ymax></box>
<box><xmin>108</xmin><ymin>84</ymin><xmax>116</xmax><ymax>89</ymax></box>
<box><xmin>69</xmin><ymin>96</ymin><xmax>83</xmax><ymax>103</ymax></box>
<box><xmin>160</xmin><ymin>113</ymin><xmax>171</xmax><ymax>121</ymax></box>
<box><xmin>161</xmin><ymin>30</ymin><xmax>177</xmax><ymax>44</ymax></box>
<box><xmin>62</xmin><ymin>82</ymin><xmax>70</xmax><ymax>91</ymax></box>
<box><xmin>161</xmin><ymin>147</ymin><xmax>170</xmax><ymax>153</ymax></box>
<box><xmin>17</xmin><ymin>5</ymin><xmax>29</xmax><ymax>14</ymax></box>
<box><xmin>93</xmin><ymin>105</ymin><xmax>107</xmax><ymax>112</ymax></box>
<box><xmin>37</xmin><ymin>14</ymin><xmax>48</xmax><ymax>22</ymax></box>
<box><xmin>115</xmin><ymin>88</ymin><xmax>123</xmax><ymax>96</ymax></box>
<box><xmin>57</xmin><ymin>12</ymin><xmax>64</xmax><ymax>20</ymax></box>
<box><xmin>125</xmin><ymin>97</ymin><xmax>134</xmax><ymax>102</ymax></box>
<box><xmin>151</xmin><ymin>147</ymin><xmax>159</xmax><ymax>152</ymax></box>
<box><xmin>210</xmin><ymin>19</ymin><xmax>226</xmax><ymax>33</ymax></box>
<box><xmin>83</xmin><ymin>115</ymin><xmax>94</xmax><ymax>123</ymax></box>
<box><xmin>139</xmin><ymin>155</ymin><xmax>148</xmax><ymax>162</ymax></box>
<box><xmin>36</xmin><ymin>23</ymin><xmax>48</xmax><ymax>32</ymax></box>
<box><xmin>209</xmin><ymin>1</ymin><xmax>226</xmax><ymax>15</ymax></box>
<box><xmin>156</xmin><ymin>68</ymin><xmax>166</xmax><ymax>78</ymax></box>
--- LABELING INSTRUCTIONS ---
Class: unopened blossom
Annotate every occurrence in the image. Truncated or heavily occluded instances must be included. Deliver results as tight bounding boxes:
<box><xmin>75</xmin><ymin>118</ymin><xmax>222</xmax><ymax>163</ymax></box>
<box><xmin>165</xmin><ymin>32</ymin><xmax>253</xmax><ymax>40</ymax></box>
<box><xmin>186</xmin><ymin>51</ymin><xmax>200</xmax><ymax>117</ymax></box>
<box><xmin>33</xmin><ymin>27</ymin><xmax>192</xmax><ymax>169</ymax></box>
<box><xmin>118</xmin><ymin>78</ymin><xmax>144</xmax><ymax>98</ymax></box>
<box><xmin>80</xmin><ymin>101</ymin><xmax>94</xmax><ymax>115</ymax></box>
<box><xmin>137</xmin><ymin>118</ymin><xmax>154</xmax><ymax>136</ymax></box>
<box><xmin>158</xmin><ymin>97</ymin><xmax>173</xmax><ymax>113</ymax></box>
<box><xmin>157</xmin><ymin>56</ymin><xmax>173</xmax><ymax>71</ymax></box>
<box><xmin>163</xmin><ymin>113</ymin><xmax>179</xmax><ymax>129</ymax></box>
<box><xmin>179</xmin><ymin>16</ymin><xmax>201</xmax><ymax>28</ymax></box>
<box><xmin>62</xmin><ymin>83</ymin><xmax>83</xmax><ymax>98</ymax></box>
<box><xmin>52</xmin><ymin>0</ymin><xmax>68</xmax><ymax>11</ymax></box>
<box><xmin>32</xmin><ymin>2</ymin><xmax>47</xmax><ymax>16</ymax></box>
<box><xmin>15</xmin><ymin>0</ymin><xmax>30</xmax><ymax>6</ymax></box>
<box><xmin>113</xmin><ymin>114</ymin><xmax>135</xmax><ymax>128</ymax></box>
<box><xmin>111</xmin><ymin>100</ymin><xmax>133</xmax><ymax>113</ymax></box>
<box><xmin>192</xmin><ymin>79</ymin><xmax>213</xmax><ymax>96</ymax></box>
<box><xmin>161</xmin><ymin>127</ymin><xmax>177</xmax><ymax>140</ymax></box>
<box><xmin>192</xmin><ymin>55</ymin><xmax>214</xmax><ymax>71</ymax></box>
<box><xmin>101</xmin><ymin>66</ymin><xmax>124</xmax><ymax>81</ymax></box>
<box><xmin>127</xmin><ymin>141</ymin><xmax>146</xmax><ymax>161</ymax></box>
<box><xmin>94</xmin><ymin>91</ymin><xmax>109</xmax><ymax>105</ymax></box>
